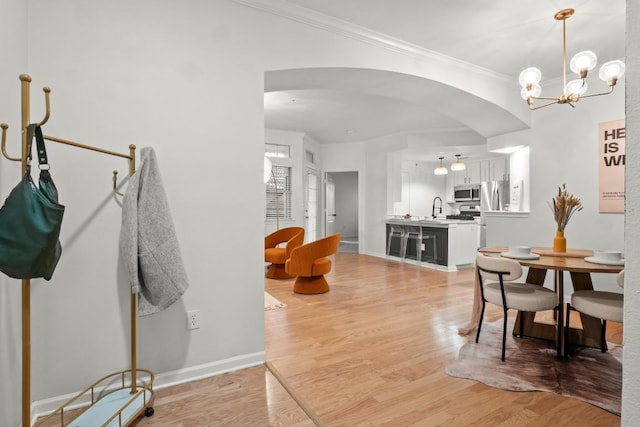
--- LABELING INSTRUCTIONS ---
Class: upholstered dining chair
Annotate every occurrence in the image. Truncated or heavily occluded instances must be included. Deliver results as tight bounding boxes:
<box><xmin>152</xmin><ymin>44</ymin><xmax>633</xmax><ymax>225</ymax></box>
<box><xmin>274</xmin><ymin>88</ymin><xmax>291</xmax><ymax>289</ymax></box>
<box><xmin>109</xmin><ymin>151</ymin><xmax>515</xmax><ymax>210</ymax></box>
<box><xmin>475</xmin><ymin>252</ymin><xmax>558</xmax><ymax>361</ymax></box>
<box><xmin>285</xmin><ymin>233</ymin><xmax>341</xmax><ymax>294</ymax></box>
<box><xmin>264</xmin><ymin>227</ymin><xmax>305</xmax><ymax>279</ymax></box>
<box><xmin>566</xmin><ymin>269</ymin><xmax>624</xmax><ymax>353</ymax></box>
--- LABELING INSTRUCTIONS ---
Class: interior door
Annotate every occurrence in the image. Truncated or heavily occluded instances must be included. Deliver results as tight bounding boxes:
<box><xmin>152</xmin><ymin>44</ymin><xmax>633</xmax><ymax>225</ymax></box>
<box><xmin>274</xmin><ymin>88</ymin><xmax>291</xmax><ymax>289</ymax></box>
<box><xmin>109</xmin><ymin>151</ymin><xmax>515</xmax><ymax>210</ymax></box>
<box><xmin>305</xmin><ymin>168</ymin><xmax>319</xmax><ymax>242</ymax></box>
<box><xmin>325</xmin><ymin>173</ymin><xmax>336</xmax><ymax>236</ymax></box>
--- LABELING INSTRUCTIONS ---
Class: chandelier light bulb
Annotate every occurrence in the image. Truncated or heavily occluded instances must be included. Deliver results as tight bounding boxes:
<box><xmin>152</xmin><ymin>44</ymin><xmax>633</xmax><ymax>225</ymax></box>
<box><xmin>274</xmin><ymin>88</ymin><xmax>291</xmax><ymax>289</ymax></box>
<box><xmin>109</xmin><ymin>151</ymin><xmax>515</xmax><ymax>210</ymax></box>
<box><xmin>570</xmin><ymin>50</ymin><xmax>597</xmax><ymax>75</ymax></box>
<box><xmin>518</xmin><ymin>67</ymin><xmax>542</xmax><ymax>87</ymax></box>
<box><xmin>520</xmin><ymin>83</ymin><xmax>542</xmax><ymax>100</ymax></box>
<box><xmin>599</xmin><ymin>60</ymin><xmax>626</xmax><ymax>83</ymax></box>
<box><xmin>566</xmin><ymin>79</ymin><xmax>588</xmax><ymax>96</ymax></box>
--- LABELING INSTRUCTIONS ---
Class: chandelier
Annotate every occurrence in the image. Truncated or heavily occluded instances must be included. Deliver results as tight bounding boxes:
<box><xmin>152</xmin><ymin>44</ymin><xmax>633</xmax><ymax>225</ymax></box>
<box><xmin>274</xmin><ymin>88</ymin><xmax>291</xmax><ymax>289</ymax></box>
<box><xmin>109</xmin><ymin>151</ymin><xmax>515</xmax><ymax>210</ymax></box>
<box><xmin>518</xmin><ymin>8</ymin><xmax>625</xmax><ymax>110</ymax></box>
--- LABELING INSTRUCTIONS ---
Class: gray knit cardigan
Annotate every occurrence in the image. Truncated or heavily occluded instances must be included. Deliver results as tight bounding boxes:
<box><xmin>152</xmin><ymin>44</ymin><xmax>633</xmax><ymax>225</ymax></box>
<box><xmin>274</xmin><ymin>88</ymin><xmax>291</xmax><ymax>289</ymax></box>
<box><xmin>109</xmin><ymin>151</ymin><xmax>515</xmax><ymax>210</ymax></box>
<box><xmin>119</xmin><ymin>147</ymin><xmax>189</xmax><ymax>316</ymax></box>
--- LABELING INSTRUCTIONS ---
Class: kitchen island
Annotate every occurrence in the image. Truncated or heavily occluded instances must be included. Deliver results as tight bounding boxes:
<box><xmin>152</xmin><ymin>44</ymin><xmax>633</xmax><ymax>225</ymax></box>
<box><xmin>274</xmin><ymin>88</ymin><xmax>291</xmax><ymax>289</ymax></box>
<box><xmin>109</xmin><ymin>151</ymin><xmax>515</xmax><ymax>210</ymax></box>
<box><xmin>385</xmin><ymin>219</ymin><xmax>478</xmax><ymax>271</ymax></box>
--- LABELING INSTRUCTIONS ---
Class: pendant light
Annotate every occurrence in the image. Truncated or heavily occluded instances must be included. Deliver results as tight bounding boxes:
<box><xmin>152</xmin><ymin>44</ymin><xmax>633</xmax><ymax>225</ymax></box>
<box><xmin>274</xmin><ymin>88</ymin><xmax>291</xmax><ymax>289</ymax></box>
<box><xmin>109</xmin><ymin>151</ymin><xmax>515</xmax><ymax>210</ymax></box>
<box><xmin>451</xmin><ymin>154</ymin><xmax>466</xmax><ymax>171</ymax></box>
<box><xmin>434</xmin><ymin>157</ymin><xmax>448</xmax><ymax>175</ymax></box>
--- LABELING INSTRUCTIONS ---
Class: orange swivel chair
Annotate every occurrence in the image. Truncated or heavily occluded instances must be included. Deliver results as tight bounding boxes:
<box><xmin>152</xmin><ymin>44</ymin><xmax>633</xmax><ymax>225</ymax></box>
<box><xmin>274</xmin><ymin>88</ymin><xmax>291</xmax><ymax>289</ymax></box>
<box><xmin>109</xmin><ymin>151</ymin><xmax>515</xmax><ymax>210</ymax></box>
<box><xmin>286</xmin><ymin>233</ymin><xmax>341</xmax><ymax>294</ymax></box>
<box><xmin>264</xmin><ymin>227</ymin><xmax>305</xmax><ymax>279</ymax></box>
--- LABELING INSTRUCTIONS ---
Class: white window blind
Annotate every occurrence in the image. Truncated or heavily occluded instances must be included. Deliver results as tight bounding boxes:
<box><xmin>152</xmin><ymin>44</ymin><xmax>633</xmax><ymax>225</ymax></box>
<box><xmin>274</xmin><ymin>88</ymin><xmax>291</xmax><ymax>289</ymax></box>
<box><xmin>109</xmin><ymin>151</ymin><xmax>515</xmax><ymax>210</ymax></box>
<box><xmin>266</xmin><ymin>165</ymin><xmax>292</xmax><ymax>221</ymax></box>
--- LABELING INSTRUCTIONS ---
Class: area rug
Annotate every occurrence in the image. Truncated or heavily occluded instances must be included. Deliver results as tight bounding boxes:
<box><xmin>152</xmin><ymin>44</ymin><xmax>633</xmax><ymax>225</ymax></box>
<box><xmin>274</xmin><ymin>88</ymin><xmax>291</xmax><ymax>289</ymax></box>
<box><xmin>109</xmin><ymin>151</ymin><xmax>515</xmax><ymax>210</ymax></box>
<box><xmin>446</xmin><ymin>318</ymin><xmax>622</xmax><ymax>415</ymax></box>
<box><xmin>264</xmin><ymin>292</ymin><xmax>287</xmax><ymax>311</ymax></box>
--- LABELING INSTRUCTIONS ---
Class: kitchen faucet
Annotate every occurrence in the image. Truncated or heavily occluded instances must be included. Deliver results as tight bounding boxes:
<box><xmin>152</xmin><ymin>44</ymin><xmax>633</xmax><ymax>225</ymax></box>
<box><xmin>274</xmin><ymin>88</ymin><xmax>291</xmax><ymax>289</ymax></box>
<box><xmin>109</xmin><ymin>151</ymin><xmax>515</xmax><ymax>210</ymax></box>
<box><xmin>432</xmin><ymin>196</ymin><xmax>443</xmax><ymax>219</ymax></box>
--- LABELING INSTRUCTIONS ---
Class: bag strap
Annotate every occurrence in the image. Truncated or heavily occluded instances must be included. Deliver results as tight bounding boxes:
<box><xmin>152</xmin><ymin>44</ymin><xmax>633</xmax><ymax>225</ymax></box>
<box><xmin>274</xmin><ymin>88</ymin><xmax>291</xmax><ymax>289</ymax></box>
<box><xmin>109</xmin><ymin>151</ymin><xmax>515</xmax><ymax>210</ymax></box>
<box><xmin>26</xmin><ymin>124</ymin><xmax>53</xmax><ymax>183</ymax></box>
<box><xmin>26</xmin><ymin>124</ymin><xmax>36</xmax><ymax>170</ymax></box>
<box><xmin>33</xmin><ymin>125</ymin><xmax>50</xmax><ymax>170</ymax></box>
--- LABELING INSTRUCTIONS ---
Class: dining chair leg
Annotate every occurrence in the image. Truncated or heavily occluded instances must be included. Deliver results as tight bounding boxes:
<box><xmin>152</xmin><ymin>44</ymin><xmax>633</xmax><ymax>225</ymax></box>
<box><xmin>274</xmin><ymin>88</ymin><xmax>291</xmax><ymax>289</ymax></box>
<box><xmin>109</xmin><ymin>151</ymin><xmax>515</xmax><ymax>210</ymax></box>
<box><xmin>565</xmin><ymin>304</ymin><xmax>571</xmax><ymax>355</ymax></box>
<box><xmin>475</xmin><ymin>301</ymin><xmax>486</xmax><ymax>344</ymax></box>
<box><xmin>501</xmin><ymin>309</ymin><xmax>508</xmax><ymax>362</ymax></box>
<box><xmin>601</xmin><ymin>320</ymin><xmax>608</xmax><ymax>353</ymax></box>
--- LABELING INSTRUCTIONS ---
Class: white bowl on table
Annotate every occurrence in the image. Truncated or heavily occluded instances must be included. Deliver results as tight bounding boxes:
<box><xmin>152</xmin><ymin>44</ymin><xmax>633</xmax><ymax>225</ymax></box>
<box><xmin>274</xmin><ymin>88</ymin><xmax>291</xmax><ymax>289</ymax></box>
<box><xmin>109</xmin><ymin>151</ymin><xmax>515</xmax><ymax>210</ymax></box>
<box><xmin>500</xmin><ymin>245</ymin><xmax>539</xmax><ymax>260</ymax></box>
<box><xmin>585</xmin><ymin>249</ymin><xmax>625</xmax><ymax>265</ymax></box>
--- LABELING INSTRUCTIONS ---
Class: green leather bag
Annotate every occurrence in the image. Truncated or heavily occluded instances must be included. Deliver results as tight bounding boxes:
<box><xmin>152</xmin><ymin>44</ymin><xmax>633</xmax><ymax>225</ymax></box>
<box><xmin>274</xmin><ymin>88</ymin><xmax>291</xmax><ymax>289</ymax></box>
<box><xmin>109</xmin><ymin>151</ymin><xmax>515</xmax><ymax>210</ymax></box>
<box><xmin>0</xmin><ymin>124</ymin><xmax>65</xmax><ymax>280</ymax></box>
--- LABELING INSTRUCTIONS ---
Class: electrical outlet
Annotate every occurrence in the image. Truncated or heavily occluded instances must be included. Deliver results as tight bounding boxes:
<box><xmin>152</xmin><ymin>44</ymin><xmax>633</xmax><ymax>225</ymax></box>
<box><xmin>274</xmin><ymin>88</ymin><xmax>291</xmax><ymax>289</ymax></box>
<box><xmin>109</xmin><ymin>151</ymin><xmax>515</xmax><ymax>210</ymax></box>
<box><xmin>187</xmin><ymin>310</ymin><xmax>201</xmax><ymax>330</ymax></box>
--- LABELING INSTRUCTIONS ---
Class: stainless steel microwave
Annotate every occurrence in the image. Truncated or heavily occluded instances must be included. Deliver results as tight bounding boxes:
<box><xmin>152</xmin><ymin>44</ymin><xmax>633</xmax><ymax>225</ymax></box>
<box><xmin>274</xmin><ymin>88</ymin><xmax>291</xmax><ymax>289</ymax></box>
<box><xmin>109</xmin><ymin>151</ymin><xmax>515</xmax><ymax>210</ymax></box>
<box><xmin>454</xmin><ymin>184</ymin><xmax>481</xmax><ymax>202</ymax></box>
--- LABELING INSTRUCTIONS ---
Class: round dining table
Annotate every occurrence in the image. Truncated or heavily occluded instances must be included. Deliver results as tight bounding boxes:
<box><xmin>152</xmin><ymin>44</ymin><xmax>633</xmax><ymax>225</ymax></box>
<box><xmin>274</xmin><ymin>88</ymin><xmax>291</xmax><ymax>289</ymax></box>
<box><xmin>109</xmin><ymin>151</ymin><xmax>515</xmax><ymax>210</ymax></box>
<box><xmin>460</xmin><ymin>247</ymin><xmax>624</xmax><ymax>357</ymax></box>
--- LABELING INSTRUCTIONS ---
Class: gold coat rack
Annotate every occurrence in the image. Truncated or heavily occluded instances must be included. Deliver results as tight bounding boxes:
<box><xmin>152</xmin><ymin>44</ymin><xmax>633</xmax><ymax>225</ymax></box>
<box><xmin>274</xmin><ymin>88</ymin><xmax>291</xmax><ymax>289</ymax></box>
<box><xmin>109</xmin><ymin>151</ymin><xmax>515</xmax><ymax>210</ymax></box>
<box><xmin>1</xmin><ymin>74</ymin><xmax>152</xmax><ymax>426</ymax></box>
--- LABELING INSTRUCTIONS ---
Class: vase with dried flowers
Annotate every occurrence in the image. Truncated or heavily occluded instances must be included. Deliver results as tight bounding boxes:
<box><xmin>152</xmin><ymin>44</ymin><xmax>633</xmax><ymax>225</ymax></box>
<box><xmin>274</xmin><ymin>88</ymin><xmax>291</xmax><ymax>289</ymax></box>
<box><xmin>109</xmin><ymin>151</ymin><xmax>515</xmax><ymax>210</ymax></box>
<box><xmin>549</xmin><ymin>184</ymin><xmax>583</xmax><ymax>252</ymax></box>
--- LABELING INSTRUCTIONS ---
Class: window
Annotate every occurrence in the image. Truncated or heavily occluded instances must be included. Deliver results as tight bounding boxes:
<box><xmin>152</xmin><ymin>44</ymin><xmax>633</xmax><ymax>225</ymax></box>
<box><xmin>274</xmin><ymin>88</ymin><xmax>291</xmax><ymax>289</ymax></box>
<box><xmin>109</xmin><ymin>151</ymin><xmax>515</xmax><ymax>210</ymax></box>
<box><xmin>265</xmin><ymin>165</ymin><xmax>292</xmax><ymax>221</ymax></box>
<box><xmin>265</xmin><ymin>143</ymin><xmax>293</xmax><ymax>222</ymax></box>
<box><xmin>265</xmin><ymin>143</ymin><xmax>290</xmax><ymax>159</ymax></box>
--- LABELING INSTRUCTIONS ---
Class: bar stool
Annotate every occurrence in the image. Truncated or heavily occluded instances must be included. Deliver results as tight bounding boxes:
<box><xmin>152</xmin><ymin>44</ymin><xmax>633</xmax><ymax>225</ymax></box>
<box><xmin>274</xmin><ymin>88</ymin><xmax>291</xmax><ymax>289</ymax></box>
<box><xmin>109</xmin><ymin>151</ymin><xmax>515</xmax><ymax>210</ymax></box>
<box><xmin>402</xmin><ymin>228</ymin><xmax>438</xmax><ymax>264</ymax></box>
<box><xmin>386</xmin><ymin>226</ymin><xmax>405</xmax><ymax>258</ymax></box>
<box><xmin>422</xmin><ymin>232</ymin><xmax>438</xmax><ymax>264</ymax></box>
<box><xmin>402</xmin><ymin>227</ymin><xmax>422</xmax><ymax>263</ymax></box>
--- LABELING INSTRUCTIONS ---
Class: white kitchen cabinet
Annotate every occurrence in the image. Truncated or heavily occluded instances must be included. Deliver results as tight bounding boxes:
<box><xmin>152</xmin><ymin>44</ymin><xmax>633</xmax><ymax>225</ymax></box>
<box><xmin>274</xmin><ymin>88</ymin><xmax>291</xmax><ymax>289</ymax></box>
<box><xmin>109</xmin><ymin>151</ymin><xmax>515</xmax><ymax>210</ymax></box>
<box><xmin>451</xmin><ymin>160</ymin><xmax>481</xmax><ymax>185</ymax></box>
<box><xmin>489</xmin><ymin>157</ymin><xmax>509</xmax><ymax>181</ymax></box>
<box><xmin>480</xmin><ymin>159</ymin><xmax>490</xmax><ymax>183</ymax></box>
<box><xmin>452</xmin><ymin>169</ymin><xmax>466</xmax><ymax>186</ymax></box>
<box><xmin>448</xmin><ymin>222</ymin><xmax>479</xmax><ymax>267</ymax></box>
<box><xmin>467</xmin><ymin>161</ymin><xmax>481</xmax><ymax>184</ymax></box>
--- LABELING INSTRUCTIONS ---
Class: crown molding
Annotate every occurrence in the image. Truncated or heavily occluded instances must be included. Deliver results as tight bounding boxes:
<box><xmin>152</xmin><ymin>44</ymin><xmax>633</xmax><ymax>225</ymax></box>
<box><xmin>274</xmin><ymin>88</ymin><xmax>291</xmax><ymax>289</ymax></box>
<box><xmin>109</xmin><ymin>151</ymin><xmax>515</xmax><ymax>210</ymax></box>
<box><xmin>231</xmin><ymin>0</ymin><xmax>510</xmax><ymax>83</ymax></box>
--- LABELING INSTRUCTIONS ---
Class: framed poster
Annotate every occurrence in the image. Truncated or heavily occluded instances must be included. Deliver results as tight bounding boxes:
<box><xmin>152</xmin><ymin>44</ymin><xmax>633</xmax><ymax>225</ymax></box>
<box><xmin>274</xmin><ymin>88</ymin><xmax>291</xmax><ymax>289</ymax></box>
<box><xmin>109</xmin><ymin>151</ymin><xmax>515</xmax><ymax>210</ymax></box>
<box><xmin>598</xmin><ymin>119</ymin><xmax>625</xmax><ymax>213</ymax></box>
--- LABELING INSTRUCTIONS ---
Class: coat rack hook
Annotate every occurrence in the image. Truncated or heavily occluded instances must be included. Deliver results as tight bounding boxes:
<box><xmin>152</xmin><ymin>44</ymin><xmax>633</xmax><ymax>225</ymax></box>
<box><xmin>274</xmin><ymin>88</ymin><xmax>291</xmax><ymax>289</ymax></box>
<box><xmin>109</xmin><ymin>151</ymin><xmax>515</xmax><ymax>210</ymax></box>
<box><xmin>1</xmin><ymin>123</ymin><xmax>21</xmax><ymax>161</ymax></box>
<box><xmin>113</xmin><ymin>170</ymin><xmax>125</xmax><ymax>196</ymax></box>
<box><xmin>38</xmin><ymin>87</ymin><xmax>52</xmax><ymax>126</ymax></box>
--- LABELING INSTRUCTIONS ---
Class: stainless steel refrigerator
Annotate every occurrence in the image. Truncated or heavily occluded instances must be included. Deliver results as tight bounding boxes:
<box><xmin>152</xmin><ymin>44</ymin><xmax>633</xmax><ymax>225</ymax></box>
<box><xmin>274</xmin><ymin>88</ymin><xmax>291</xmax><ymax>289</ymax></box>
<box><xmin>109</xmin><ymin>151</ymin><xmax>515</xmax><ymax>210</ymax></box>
<box><xmin>479</xmin><ymin>180</ymin><xmax>510</xmax><ymax>248</ymax></box>
<box><xmin>481</xmin><ymin>180</ymin><xmax>510</xmax><ymax>212</ymax></box>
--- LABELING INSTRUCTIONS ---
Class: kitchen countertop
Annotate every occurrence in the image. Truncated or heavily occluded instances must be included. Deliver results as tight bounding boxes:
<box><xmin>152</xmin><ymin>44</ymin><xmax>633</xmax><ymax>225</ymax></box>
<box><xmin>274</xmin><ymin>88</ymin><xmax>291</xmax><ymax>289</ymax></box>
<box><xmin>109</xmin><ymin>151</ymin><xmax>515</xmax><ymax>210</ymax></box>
<box><xmin>386</xmin><ymin>218</ymin><xmax>479</xmax><ymax>227</ymax></box>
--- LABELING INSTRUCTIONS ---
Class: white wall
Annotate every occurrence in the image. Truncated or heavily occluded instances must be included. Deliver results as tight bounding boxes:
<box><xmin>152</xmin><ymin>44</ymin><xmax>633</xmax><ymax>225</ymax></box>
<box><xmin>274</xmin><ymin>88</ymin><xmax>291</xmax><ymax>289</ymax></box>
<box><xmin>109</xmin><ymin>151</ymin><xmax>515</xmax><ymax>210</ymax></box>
<box><xmin>505</xmin><ymin>147</ymin><xmax>530</xmax><ymax>212</ymax></box>
<box><xmin>21</xmin><ymin>1</ymin><xmax>271</xmax><ymax>416</ymax></box>
<box><xmin>623</xmin><ymin>0</ymin><xmax>640</xmax><ymax>421</ymax></box>
<box><xmin>396</xmin><ymin>160</ymin><xmax>449</xmax><ymax>219</ymax></box>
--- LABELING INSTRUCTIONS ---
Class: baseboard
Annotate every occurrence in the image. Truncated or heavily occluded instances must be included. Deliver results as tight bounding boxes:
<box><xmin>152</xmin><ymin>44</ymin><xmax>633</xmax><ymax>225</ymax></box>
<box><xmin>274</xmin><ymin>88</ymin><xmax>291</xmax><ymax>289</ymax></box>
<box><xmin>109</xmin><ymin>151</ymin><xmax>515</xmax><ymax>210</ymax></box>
<box><xmin>31</xmin><ymin>351</ymin><xmax>266</xmax><ymax>423</ymax></box>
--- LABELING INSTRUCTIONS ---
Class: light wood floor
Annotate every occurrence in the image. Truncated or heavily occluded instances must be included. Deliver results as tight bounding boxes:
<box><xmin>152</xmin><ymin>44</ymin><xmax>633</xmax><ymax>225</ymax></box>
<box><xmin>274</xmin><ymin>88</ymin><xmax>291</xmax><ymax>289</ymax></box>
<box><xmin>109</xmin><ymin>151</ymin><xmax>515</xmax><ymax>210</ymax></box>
<box><xmin>137</xmin><ymin>253</ymin><xmax>621</xmax><ymax>426</ymax></box>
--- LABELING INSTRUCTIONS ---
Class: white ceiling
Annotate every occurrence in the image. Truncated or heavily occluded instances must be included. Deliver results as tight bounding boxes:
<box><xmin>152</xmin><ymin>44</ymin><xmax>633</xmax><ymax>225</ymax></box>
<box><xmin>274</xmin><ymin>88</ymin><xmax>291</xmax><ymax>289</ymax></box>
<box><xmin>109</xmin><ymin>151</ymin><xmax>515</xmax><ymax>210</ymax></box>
<box><xmin>262</xmin><ymin>0</ymin><xmax>626</xmax><ymax>161</ymax></box>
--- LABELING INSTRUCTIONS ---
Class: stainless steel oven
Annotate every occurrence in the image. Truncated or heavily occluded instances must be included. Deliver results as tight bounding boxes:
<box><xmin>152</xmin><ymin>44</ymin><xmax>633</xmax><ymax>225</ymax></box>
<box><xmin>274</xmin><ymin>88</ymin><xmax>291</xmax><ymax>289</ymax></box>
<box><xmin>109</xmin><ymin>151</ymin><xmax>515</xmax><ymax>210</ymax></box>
<box><xmin>454</xmin><ymin>184</ymin><xmax>481</xmax><ymax>202</ymax></box>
